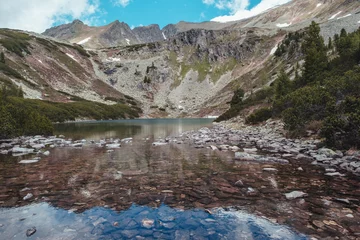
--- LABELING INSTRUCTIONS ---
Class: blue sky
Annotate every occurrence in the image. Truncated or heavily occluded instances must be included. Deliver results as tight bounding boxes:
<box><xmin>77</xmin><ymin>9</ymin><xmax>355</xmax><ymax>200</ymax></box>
<box><xmin>102</xmin><ymin>0</ymin><xmax>261</xmax><ymax>28</ymax></box>
<box><xmin>0</xmin><ymin>0</ymin><xmax>291</xmax><ymax>33</ymax></box>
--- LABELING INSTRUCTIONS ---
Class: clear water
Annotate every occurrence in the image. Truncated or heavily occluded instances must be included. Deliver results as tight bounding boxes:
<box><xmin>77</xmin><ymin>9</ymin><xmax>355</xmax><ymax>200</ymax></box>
<box><xmin>0</xmin><ymin>203</ymin><xmax>307</xmax><ymax>240</ymax></box>
<box><xmin>54</xmin><ymin>118</ymin><xmax>214</xmax><ymax>140</ymax></box>
<box><xmin>0</xmin><ymin>119</ymin><xmax>310</xmax><ymax>239</ymax></box>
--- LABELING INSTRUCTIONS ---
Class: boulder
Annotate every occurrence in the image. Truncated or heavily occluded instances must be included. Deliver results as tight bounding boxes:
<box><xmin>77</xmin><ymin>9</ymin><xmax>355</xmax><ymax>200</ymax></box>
<box><xmin>318</xmin><ymin>148</ymin><xmax>336</xmax><ymax>158</ymax></box>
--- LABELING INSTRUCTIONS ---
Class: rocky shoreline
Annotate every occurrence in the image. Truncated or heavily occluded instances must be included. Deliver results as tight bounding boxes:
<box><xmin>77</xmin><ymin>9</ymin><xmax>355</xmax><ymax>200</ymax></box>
<box><xmin>161</xmin><ymin>118</ymin><xmax>360</xmax><ymax>177</ymax></box>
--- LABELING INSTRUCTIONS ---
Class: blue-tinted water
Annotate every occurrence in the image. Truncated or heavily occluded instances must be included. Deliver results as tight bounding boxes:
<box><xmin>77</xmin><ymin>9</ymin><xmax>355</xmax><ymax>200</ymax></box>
<box><xmin>0</xmin><ymin>203</ymin><xmax>307</xmax><ymax>240</ymax></box>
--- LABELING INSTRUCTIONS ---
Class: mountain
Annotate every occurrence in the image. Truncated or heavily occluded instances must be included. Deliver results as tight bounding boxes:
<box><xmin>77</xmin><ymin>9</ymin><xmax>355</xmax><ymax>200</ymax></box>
<box><xmin>1</xmin><ymin>0</ymin><xmax>360</xmax><ymax>119</ymax></box>
<box><xmin>43</xmin><ymin>0</ymin><xmax>360</xmax><ymax>49</ymax></box>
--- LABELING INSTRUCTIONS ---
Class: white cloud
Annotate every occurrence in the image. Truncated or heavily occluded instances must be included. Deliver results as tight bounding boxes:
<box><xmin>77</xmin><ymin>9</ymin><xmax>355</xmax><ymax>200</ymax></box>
<box><xmin>203</xmin><ymin>0</ymin><xmax>215</xmax><ymax>4</ymax></box>
<box><xmin>113</xmin><ymin>0</ymin><xmax>132</xmax><ymax>7</ymax></box>
<box><xmin>206</xmin><ymin>0</ymin><xmax>292</xmax><ymax>23</ymax></box>
<box><xmin>0</xmin><ymin>0</ymin><xmax>100</xmax><ymax>33</ymax></box>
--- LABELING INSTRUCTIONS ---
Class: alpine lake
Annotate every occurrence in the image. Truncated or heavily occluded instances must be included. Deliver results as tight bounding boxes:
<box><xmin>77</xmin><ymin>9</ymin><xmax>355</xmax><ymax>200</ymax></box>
<box><xmin>0</xmin><ymin>119</ymin><xmax>359</xmax><ymax>239</ymax></box>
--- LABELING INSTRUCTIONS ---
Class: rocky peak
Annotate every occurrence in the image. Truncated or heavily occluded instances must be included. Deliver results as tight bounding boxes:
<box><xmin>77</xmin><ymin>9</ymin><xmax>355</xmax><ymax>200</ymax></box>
<box><xmin>99</xmin><ymin>20</ymin><xmax>139</xmax><ymax>47</ymax></box>
<box><xmin>43</xmin><ymin>19</ymin><xmax>87</xmax><ymax>40</ymax></box>
<box><xmin>133</xmin><ymin>24</ymin><xmax>164</xmax><ymax>43</ymax></box>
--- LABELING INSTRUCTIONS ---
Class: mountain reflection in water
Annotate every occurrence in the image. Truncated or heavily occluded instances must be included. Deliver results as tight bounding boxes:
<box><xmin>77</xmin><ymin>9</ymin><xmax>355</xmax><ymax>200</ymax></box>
<box><xmin>0</xmin><ymin>203</ymin><xmax>307</xmax><ymax>240</ymax></box>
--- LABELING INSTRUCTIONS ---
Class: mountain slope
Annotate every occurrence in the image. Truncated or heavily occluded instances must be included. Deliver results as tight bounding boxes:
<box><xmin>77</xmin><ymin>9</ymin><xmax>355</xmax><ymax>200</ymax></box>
<box><xmin>2</xmin><ymin>0</ymin><xmax>360</xmax><ymax>119</ymax></box>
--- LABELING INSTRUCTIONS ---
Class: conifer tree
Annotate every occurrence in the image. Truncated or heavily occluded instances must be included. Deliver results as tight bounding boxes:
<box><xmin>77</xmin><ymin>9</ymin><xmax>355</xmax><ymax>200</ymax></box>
<box><xmin>328</xmin><ymin>37</ymin><xmax>333</xmax><ymax>50</ymax></box>
<box><xmin>301</xmin><ymin>21</ymin><xmax>328</xmax><ymax>85</ymax></box>
<box><xmin>275</xmin><ymin>68</ymin><xmax>291</xmax><ymax>99</ymax></box>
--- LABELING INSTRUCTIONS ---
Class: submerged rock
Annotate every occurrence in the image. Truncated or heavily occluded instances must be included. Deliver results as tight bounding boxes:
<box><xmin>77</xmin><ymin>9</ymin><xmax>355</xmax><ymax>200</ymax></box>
<box><xmin>26</xmin><ymin>227</ymin><xmax>36</xmax><ymax>237</ymax></box>
<box><xmin>106</xmin><ymin>143</ymin><xmax>121</xmax><ymax>149</ymax></box>
<box><xmin>12</xmin><ymin>147</ymin><xmax>34</xmax><ymax>153</ymax></box>
<box><xmin>23</xmin><ymin>193</ymin><xmax>33</xmax><ymax>200</ymax></box>
<box><xmin>152</xmin><ymin>142</ymin><xmax>167</xmax><ymax>146</ymax></box>
<box><xmin>19</xmin><ymin>159</ymin><xmax>39</xmax><ymax>164</ymax></box>
<box><xmin>285</xmin><ymin>191</ymin><xmax>307</xmax><ymax>200</ymax></box>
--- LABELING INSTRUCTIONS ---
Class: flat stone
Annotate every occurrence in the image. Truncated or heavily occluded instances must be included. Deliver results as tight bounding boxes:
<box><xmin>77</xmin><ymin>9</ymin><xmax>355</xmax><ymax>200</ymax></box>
<box><xmin>106</xmin><ymin>143</ymin><xmax>121</xmax><ymax>149</ymax></box>
<box><xmin>152</xmin><ymin>142</ymin><xmax>167</xmax><ymax>146</ymax></box>
<box><xmin>71</xmin><ymin>143</ymin><xmax>83</xmax><ymax>148</ymax></box>
<box><xmin>243</xmin><ymin>148</ymin><xmax>258</xmax><ymax>153</ymax></box>
<box><xmin>19</xmin><ymin>160</ymin><xmax>39</xmax><ymax>164</ymax></box>
<box><xmin>32</xmin><ymin>144</ymin><xmax>45</xmax><ymax>149</ymax></box>
<box><xmin>12</xmin><ymin>147</ymin><xmax>34</xmax><ymax>153</ymax></box>
<box><xmin>234</xmin><ymin>152</ymin><xmax>255</xmax><ymax>161</ymax></box>
<box><xmin>325</xmin><ymin>172</ymin><xmax>345</xmax><ymax>177</ymax></box>
<box><xmin>263</xmin><ymin>168</ymin><xmax>278</xmax><ymax>172</ymax></box>
<box><xmin>285</xmin><ymin>191</ymin><xmax>307</xmax><ymax>200</ymax></box>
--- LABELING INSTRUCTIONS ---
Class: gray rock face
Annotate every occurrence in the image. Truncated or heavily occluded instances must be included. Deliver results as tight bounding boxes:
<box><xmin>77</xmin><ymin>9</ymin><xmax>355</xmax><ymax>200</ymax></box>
<box><xmin>43</xmin><ymin>19</ymin><xmax>85</xmax><ymax>40</ymax></box>
<box><xmin>99</xmin><ymin>21</ymin><xmax>140</xmax><ymax>47</ymax></box>
<box><xmin>133</xmin><ymin>24</ymin><xmax>165</xmax><ymax>43</ymax></box>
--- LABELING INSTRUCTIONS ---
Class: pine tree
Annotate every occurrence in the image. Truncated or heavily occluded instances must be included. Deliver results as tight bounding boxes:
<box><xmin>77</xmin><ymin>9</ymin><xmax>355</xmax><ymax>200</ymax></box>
<box><xmin>275</xmin><ymin>68</ymin><xmax>291</xmax><ymax>99</ymax></box>
<box><xmin>328</xmin><ymin>37</ymin><xmax>333</xmax><ymax>50</ymax></box>
<box><xmin>0</xmin><ymin>105</ymin><xmax>16</xmax><ymax>138</ymax></box>
<box><xmin>301</xmin><ymin>21</ymin><xmax>328</xmax><ymax>85</ymax></box>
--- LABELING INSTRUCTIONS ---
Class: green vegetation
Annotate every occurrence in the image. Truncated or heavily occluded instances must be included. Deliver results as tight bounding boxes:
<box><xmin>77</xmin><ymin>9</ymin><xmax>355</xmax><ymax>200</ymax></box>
<box><xmin>218</xmin><ymin>22</ymin><xmax>360</xmax><ymax>149</ymax></box>
<box><xmin>0</xmin><ymin>81</ymin><xmax>53</xmax><ymax>138</ymax></box>
<box><xmin>245</xmin><ymin>107</ymin><xmax>273</xmax><ymax>124</ymax></box>
<box><xmin>210</xmin><ymin>58</ymin><xmax>237</xmax><ymax>83</ymax></box>
<box><xmin>0</xmin><ymin>62</ymin><xmax>23</xmax><ymax>79</ymax></box>
<box><xmin>0</xmin><ymin>29</ymin><xmax>31</xmax><ymax>57</ymax></box>
<box><xmin>0</xmin><ymin>79</ymin><xmax>140</xmax><ymax>139</ymax></box>
<box><xmin>57</xmin><ymin>42</ymin><xmax>90</xmax><ymax>57</ymax></box>
<box><xmin>215</xmin><ymin>87</ymin><xmax>273</xmax><ymax>122</ymax></box>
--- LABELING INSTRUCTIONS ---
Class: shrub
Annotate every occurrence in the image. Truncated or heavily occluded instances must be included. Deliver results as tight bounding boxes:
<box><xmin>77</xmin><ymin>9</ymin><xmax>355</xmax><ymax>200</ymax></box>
<box><xmin>321</xmin><ymin>97</ymin><xmax>360</xmax><ymax>149</ymax></box>
<box><xmin>245</xmin><ymin>107</ymin><xmax>273</xmax><ymax>124</ymax></box>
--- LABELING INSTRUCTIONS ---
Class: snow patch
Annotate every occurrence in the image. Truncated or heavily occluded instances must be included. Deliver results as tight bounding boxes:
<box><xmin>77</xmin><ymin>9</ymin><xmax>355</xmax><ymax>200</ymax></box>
<box><xmin>126</xmin><ymin>39</ymin><xmax>130</xmax><ymax>45</ymax></box>
<box><xmin>358</xmin><ymin>20</ymin><xmax>360</xmax><ymax>24</ymax></box>
<box><xmin>316</xmin><ymin>3</ymin><xmax>322</xmax><ymax>8</ymax></box>
<box><xmin>77</xmin><ymin>37</ymin><xmax>91</xmax><ymax>45</ymax></box>
<box><xmin>66</xmin><ymin>53</ymin><xmax>78</xmax><ymax>62</ymax></box>
<box><xmin>337</xmin><ymin>14</ymin><xmax>351</xmax><ymax>20</ymax></box>
<box><xmin>276</xmin><ymin>22</ymin><xmax>291</xmax><ymax>28</ymax></box>
<box><xmin>162</xmin><ymin>32</ymin><xmax>167</xmax><ymax>40</ymax></box>
<box><xmin>329</xmin><ymin>11</ymin><xmax>342</xmax><ymax>20</ymax></box>
<box><xmin>270</xmin><ymin>44</ymin><xmax>278</xmax><ymax>55</ymax></box>
<box><xmin>36</xmin><ymin>59</ymin><xmax>43</xmax><ymax>64</ymax></box>
<box><xmin>106</xmin><ymin>57</ymin><xmax>121</xmax><ymax>62</ymax></box>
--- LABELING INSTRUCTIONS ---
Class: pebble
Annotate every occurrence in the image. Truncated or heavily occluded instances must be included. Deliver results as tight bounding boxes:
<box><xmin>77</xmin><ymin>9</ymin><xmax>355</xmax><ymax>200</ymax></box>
<box><xmin>142</xmin><ymin>219</ymin><xmax>154</xmax><ymax>228</ymax></box>
<box><xmin>26</xmin><ymin>227</ymin><xmax>36</xmax><ymax>237</ymax></box>
<box><xmin>23</xmin><ymin>193</ymin><xmax>33</xmax><ymax>200</ymax></box>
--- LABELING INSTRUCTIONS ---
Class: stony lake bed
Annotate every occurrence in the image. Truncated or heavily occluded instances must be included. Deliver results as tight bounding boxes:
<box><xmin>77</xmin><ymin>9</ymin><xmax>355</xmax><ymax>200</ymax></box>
<box><xmin>0</xmin><ymin>118</ymin><xmax>359</xmax><ymax>239</ymax></box>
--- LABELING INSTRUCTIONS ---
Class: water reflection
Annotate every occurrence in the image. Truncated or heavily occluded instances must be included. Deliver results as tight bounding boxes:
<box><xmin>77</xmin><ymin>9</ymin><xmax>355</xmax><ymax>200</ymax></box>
<box><xmin>54</xmin><ymin>118</ymin><xmax>214</xmax><ymax>140</ymax></box>
<box><xmin>0</xmin><ymin>203</ymin><xmax>307</xmax><ymax>240</ymax></box>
